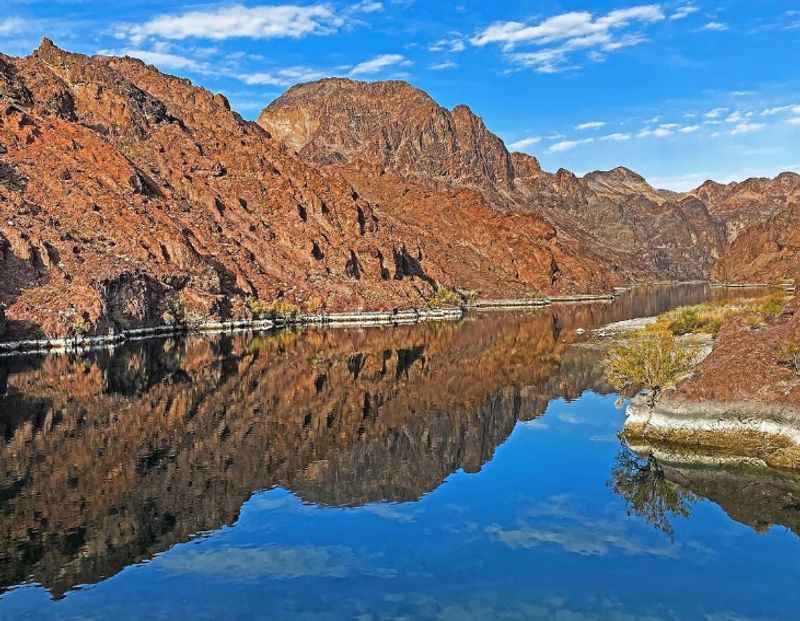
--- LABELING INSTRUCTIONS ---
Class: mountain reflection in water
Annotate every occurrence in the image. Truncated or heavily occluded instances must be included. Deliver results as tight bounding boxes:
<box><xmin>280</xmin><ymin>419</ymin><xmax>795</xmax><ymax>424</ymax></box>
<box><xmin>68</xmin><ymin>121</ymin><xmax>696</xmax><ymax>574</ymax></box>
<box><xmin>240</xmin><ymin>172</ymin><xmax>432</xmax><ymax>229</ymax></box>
<box><xmin>1</xmin><ymin>285</ymin><xmax>799</xmax><ymax>620</ymax></box>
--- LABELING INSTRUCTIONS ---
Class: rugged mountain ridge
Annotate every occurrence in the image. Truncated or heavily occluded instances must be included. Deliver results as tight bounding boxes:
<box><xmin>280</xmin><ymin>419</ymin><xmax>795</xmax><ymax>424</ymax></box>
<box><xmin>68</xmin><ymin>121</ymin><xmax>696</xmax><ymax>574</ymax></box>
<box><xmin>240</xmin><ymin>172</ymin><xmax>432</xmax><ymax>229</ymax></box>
<box><xmin>0</xmin><ymin>41</ymin><xmax>616</xmax><ymax>339</ymax></box>
<box><xmin>260</xmin><ymin>79</ymin><xmax>734</xmax><ymax>282</ymax></box>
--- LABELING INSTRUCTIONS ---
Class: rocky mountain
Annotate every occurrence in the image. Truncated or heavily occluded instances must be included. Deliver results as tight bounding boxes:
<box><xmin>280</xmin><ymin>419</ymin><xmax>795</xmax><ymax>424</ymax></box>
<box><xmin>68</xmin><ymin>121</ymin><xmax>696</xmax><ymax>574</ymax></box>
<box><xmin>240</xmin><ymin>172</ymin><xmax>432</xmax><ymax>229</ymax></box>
<box><xmin>260</xmin><ymin>79</ymin><xmax>729</xmax><ymax>282</ymax></box>
<box><xmin>712</xmin><ymin>202</ymin><xmax>800</xmax><ymax>284</ymax></box>
<box><xmin>691</xmin><ymin>172</ymin><xmax>800</xmax><ymax>241</ymax></box>
<box><xmin>0</xmin><ymin>41</ymin><xmax>617</xmax><ymax>339</ymax></box>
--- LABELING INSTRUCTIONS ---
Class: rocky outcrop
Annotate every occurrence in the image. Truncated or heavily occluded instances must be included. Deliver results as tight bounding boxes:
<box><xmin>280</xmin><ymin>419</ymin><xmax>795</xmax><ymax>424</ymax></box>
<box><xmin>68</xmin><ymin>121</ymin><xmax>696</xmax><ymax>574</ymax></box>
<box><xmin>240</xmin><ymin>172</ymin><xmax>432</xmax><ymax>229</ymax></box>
<box><xmin>713</xmin><ymin>203</ymin><xmax>800</xmax><ymax>284</ymax></box>
<box><xmin>0</xmin><ymin>41</ymin><xmax>618</xmax><ymax>340</ymax></box>
<box><xmin>624</xmin><ymin>297</ymin><xmax>800</xmax><ymax>466</ymax></box>
<box><xmin>692</xmin><ymin>172</ymin><xmax>800</xmax><ymax>242</ymax></box>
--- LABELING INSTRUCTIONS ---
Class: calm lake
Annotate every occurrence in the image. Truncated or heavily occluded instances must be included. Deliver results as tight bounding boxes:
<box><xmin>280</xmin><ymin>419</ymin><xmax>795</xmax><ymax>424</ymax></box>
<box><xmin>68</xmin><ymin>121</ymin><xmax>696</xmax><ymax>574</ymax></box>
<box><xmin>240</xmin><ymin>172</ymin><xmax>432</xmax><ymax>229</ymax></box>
<box><xmin>1</xmin><ymin>285</ymin><xmax>798</xmax><ymax>620</ymax></box>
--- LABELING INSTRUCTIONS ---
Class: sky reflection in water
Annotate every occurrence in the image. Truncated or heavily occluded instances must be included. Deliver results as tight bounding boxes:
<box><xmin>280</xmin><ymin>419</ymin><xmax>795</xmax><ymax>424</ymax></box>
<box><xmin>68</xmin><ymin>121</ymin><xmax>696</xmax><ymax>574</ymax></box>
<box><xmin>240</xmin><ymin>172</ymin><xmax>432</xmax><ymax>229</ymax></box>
<box><xmin>1</xmin><ymin>286</ymin><xmax>798</xmax><ymax>620</ymax></box>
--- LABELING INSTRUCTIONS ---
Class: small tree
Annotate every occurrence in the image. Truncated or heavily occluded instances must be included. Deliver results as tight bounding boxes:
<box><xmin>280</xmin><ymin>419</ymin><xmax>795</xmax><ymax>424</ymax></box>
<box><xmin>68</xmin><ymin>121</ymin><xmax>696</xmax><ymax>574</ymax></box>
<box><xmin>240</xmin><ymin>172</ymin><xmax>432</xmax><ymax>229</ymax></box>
<box><xmin>604</xmin><ymin>329</ymin><xmax>698</xmax><ymax>407</ymax></box>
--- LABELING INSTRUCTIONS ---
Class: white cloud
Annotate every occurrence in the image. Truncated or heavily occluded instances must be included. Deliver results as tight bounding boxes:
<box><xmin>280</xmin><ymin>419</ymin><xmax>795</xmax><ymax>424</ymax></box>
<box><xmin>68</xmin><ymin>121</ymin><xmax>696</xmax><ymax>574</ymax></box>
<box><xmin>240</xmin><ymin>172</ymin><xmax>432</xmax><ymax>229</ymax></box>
<box><xmin>576</xmin><ymin>121</ymin><xmax>606</xmax><ymax>130</ymax></box>
<box><xmin>117</xmin><ymin>4</ymin><xmax>347</xmax><ymax>44</ymax></box>
<box><xmin>679</xmin><ymin>125</ymin><xmax>700</xmax><ymax>133</ymax></box>
<box><xmin>238</xmin><ymin>66</ymin><xmax>329</xmax><ymax>86</ymax></box>
<box><xmin>638</xmin><ymin>127</ymin><xmax>673</xmax><ymax>138</ymax></box>
<box><xmin>724</xmin><ymin>111</ymin><xmax>742</xmax><ymax>123</ymax></box>
<box><xmin>600</xmin><ymin>132</ymin><xmax>632</xmax><ymax>141</ymax></box>
<box><xmin>509</xmin><ymin>136</ymin><xmax>542</xmax><ymax>150</ymax></box>
<box><xmin>787</xmin><ymin>118</ymin><xmax>800</xmax><ymax>126</ymax></box>
<box><xmin>761</xmin><ymin>104</ymin><xmax>800</xmax><ymax>116</ymax></box>
<box><xmin>429</xmin><ymin>36</ymin><xmax>466</xmax><ymax>53</ymax></box>
<box><xmin>705</xmin><ymin>107</ymin><xmax>728</xmax><ymax>119</ymax></box>
<box><xmin>350</xmin><ymin>1</ymin><xmax>384</xmax><ymax>14</ymax></box>
<box><xmin>729</xmin><ymin>122</ymin><xmax>765</xmax><ymax>135</ymax></box>
<box><xmin>472</xmin><ymin>6</ymin><xmax>664</xmax><ymax>48</ymax></box>
<box><xmin>430</xmin><ymin>61</ymin><xmax>457</xmax><ymax>70</ymax></box>
<box><xmin>702</xmin><ymin>22</ymin><xmax>729</xmax><ymax>31</ymax></box>
<box><xmin>670</xmin><ymin>4</ymin><xmax>699</xmax><ymax>20</ymax></box>
<box><xmin>0</xmin><ymin>17</ymin><xmax>28</xmax><ymax>36</ymax></box>
<box><xmin>103</xmin><ymin>49</ymin><xmax>212</xmax><ymax>74</ymax></box>
<box><xmin>471</xmin><ymin>5</ymin><xmax>663</xmax><ymax>73</ymax></box>
<box><xmin>349</xmin><ymin>53</ymin><xmax>410</xmax><ymax>76</ymax></box>
<box><xmin>549</xmin><ymin>138</ymin><xmax>594</xmax><ymax>152</ymax></box>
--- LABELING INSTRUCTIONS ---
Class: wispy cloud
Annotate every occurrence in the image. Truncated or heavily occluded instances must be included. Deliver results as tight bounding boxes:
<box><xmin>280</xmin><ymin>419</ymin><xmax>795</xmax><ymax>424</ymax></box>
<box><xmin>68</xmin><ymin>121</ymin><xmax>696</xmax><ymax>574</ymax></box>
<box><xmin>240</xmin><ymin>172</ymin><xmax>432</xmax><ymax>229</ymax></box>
<box><xmin>788</xmin><ymin>118</ymin><xmax>800</xmax><ymax>126</ymax></box>
<box><xmin>102</xmin><ymin>48</ymin><xmax>213</xmax><ymax>74</ymax></box>
<box><xmin>576</xmin><ymin>121</ymin><xmax>606</xmax><ymax>130</ymax></box>
<box><xmin>761</xmin><ymin>104</ymin><xmax>800</xmax><ymax>116</ymax></box>
<box><xmin>705</xmin><ymin>107</ymin><xmax>728</xmax><ymax>119</ymax></box>
<box><xmin>117</xmin><ymin>4</ymin><xmax>349</xmax><ymax>44</ymax></box>
<box><xmin>549</xmin><ymin>138</ymin><xmax>594</xmax><ymax>152</ymax></box>
<box><xmin>0</xmin><ymin>17</ymin><xmax>29</xmax><ymax>36</ymax></box>
<box><xmin>471</xmin><ymin>5</ymin><xmax>664</xmax><ymax>73</ymax></box>
<box><xmin>600</xmin><ymin>132</ymin><xmax>632</xmax><ymax>141</ymax></box>
<box><xmin>430</xmin><ymin>61</ymin><xmax>457</xmax><ymax>70</ymax></box>
<box><xmin>429</xmin><ymin>36</ymin><xmax>466</xmax><ymax>53</ymax></box>
<box><xmin>678</xmin><ymin>125</ymin><xmax>700</xmax><ymax>133</ymax></box>
<box><xmin>509</xmin><ymin>136</ymin><xmax>542</xmax><ymax>150</ymax></box>
<box><xmin>670</xmin><ymin>4</ymin><xmax>699</xmax><ymax>21</ymax></box>
<box><xmin>729</xmin><ymin>122</ymin><xmax>765</xmax><ymax>135</ymax></box>
<box><xmin>238</xmin><ymin>66</ymin><xmax>329</xmax><ymax>86</ymax></box>
<box><xmin>702</xmin><ymin>22</ymin><xmax>729</xmax><ymax>32</ymax></box>
<box><xmin>349</xmin><ymin>53</ymin><xmax>410</xmax><ymax>76</ymax></box>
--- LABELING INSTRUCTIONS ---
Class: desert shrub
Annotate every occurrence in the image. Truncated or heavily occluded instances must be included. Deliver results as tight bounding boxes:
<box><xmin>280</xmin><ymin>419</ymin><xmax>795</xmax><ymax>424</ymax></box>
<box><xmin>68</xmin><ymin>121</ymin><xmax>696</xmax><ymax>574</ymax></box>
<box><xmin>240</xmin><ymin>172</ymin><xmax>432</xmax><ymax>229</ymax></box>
<box><xmin>661</xmin><ymin>306</ymin><xmax>726</xmax><ymax>336</ymax></box>
<box><xmin>247</xmin><ymin>297</ymin><xmax>300</xmax><ymax>320</ymax></box>
<box><xmin>427</xmin><ymin>285</ymin><xmax>462</xmax><ymax>309</ymax></box>
<box><xmin>755</xmin><ymin>291</ymin><xmax>788</xmax><ymax>320</ymax></box>
<box><xmin>776</xmin><ymin>343</ymin><xmax>800</xmax><ymax>375</ymax></box>
<box><xmin>162</xmin><ymin>297</ymin><xmax>186</xmax><ymax>325</ymax></box>
<box><xmin>604</xmin><ymin>329</ymin><xmax>699</xmax><ymax>406</ymax></box>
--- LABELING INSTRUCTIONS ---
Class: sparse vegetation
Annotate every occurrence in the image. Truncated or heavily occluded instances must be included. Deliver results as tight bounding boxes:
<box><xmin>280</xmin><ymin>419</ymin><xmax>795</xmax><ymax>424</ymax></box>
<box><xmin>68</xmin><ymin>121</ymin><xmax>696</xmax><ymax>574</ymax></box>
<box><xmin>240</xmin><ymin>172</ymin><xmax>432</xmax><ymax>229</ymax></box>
<box><xmin>776</xmin><ymin>342</ymin><xmax>800</xmax><ymax>376</ymax></box>
<box><xmin>652</xmin><ymin>291</ymin><xmax>790</xmax><ymax>337</ymax></box>
<box><xmin>427</xmin><ymin>284</ymin><xmax>462</xmax><ymax>309</ymax></box>
<box><xmin>604</xmin><ymin>328</ymin><xmax>699</xmax><ymax>407</ymax></box>
<box><xmin>247</xmin><ymin>297</ymin><xmax>301</xmax><ymax>321</ymax></box>
<box><xmin>162</xmin><ymin>296</ymin><xmax>186</xmax><ymax>325</ymax></box>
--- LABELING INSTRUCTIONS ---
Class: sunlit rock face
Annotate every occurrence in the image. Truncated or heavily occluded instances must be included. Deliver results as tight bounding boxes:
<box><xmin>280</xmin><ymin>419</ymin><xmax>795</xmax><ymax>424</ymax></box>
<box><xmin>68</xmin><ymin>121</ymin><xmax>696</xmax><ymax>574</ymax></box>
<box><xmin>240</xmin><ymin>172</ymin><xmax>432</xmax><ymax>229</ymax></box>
<box><xmin>0</xmin><ymin>42</ymin><xmax>620</xmax><ymax>341</ymax></box>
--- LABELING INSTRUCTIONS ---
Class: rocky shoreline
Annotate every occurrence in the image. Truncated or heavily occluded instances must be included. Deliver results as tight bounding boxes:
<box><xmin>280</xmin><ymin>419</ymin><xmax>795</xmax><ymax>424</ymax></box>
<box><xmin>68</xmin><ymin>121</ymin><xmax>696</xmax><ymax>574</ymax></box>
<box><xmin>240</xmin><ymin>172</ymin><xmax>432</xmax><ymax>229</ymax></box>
<box><xmin>624</xmin><ymin>397</ymin><xmax>800</xmax><ymax>469</ymax></box>
<box><xmin>0</xmin><ymin>293</ymin><xmax>618</xmax><ymax>357</ymax></box>
<box><xmin>620</xmin><ymin>292</ymin><xmax>800</xmax><ymax>468</ymax></box>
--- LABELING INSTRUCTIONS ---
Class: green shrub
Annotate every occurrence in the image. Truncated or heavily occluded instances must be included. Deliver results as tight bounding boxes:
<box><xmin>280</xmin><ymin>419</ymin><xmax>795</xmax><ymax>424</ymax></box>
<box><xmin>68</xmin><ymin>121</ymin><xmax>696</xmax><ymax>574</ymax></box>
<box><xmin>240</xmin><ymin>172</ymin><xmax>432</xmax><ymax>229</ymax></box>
<box><xmin>605</xmin><ymin>329</ymin><xmax>699</xmax><ymax>406</ymax></box>
<box><xmin>756</xmin><ymin>291</ymin><xmax>788</xmax><ymax>320</ymax></box>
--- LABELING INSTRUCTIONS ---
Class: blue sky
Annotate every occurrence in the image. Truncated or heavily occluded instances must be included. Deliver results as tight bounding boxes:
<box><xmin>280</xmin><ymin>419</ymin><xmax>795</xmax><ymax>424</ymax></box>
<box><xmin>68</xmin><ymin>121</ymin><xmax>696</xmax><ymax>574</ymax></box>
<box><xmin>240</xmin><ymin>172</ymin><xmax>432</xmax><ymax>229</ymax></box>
<box><xmin>1</xmin><ymin>1</ymin><xmax>799</xmax><ymax>190</ymax></box>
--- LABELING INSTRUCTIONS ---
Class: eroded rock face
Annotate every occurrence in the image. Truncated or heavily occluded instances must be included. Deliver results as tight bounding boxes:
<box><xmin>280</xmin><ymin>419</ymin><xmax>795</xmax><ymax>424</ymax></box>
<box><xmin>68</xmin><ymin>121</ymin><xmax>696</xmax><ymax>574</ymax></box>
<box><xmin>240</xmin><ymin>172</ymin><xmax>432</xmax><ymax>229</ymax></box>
<box><xmin>0</xmin><ymin>42</ymin><xmax>621</xmax><ymax>339</ymax></box>
<box><xmin>713</xmin><ymin>203</ymin><xmax>800</xmax><ymax>284</ymax></box>
<box><xmin>260</xmin><ymin>81</ymin><xmax>734</xmax><ymax>283</ymax></box>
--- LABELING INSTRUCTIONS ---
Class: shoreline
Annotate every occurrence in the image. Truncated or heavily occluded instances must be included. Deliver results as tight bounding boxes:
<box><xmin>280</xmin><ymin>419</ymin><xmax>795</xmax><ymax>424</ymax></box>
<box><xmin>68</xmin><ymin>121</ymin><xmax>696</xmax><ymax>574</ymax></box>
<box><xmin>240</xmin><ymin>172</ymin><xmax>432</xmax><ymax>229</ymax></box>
<box><xmin>0</xmin><ymin>293</ymin><xmax>619</xmax><ymax>357</ymax></box>
<box><xmin>623</xmin><ymin>396</ymin><xmax>800</xmax><ymax>469</ymax></box>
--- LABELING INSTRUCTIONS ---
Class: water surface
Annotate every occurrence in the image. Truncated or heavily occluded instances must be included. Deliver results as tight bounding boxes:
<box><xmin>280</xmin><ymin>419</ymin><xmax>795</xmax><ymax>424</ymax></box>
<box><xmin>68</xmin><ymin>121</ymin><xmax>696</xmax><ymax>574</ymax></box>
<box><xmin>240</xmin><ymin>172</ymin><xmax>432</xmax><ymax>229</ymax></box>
<box><xmin>1</xmin><ymin>285</ymin><xmax>797</xmax><ymax>620</ymax></box>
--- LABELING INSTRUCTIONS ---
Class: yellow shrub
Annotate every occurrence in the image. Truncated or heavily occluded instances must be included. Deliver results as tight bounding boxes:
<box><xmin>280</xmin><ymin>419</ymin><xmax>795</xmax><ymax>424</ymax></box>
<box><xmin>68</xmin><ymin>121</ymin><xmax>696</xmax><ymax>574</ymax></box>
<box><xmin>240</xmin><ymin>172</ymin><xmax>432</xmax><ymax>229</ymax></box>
<box><xmin>247</xmin><ymin>297</ymin><xmax>301</xmax><ymax>320</ymax></box>
<box><xmin>427</xmin><ymin>285</ymin><xmax>462</xmax><ymax>309</ymax></box>
<box><xmin>605</xmin><ymin>329</ymin><xmax>699</xmax><ymax>405</ymax></box>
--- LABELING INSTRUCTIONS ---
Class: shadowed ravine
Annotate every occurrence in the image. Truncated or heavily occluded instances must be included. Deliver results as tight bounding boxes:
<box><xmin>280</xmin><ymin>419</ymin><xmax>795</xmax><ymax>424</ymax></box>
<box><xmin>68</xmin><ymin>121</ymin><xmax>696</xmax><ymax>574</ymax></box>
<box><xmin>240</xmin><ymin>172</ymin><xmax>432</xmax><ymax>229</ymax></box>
<box><xmin>1</xmin><ymin>285</ymin><xmax>799</xmax><ymax>617</ymax></box>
